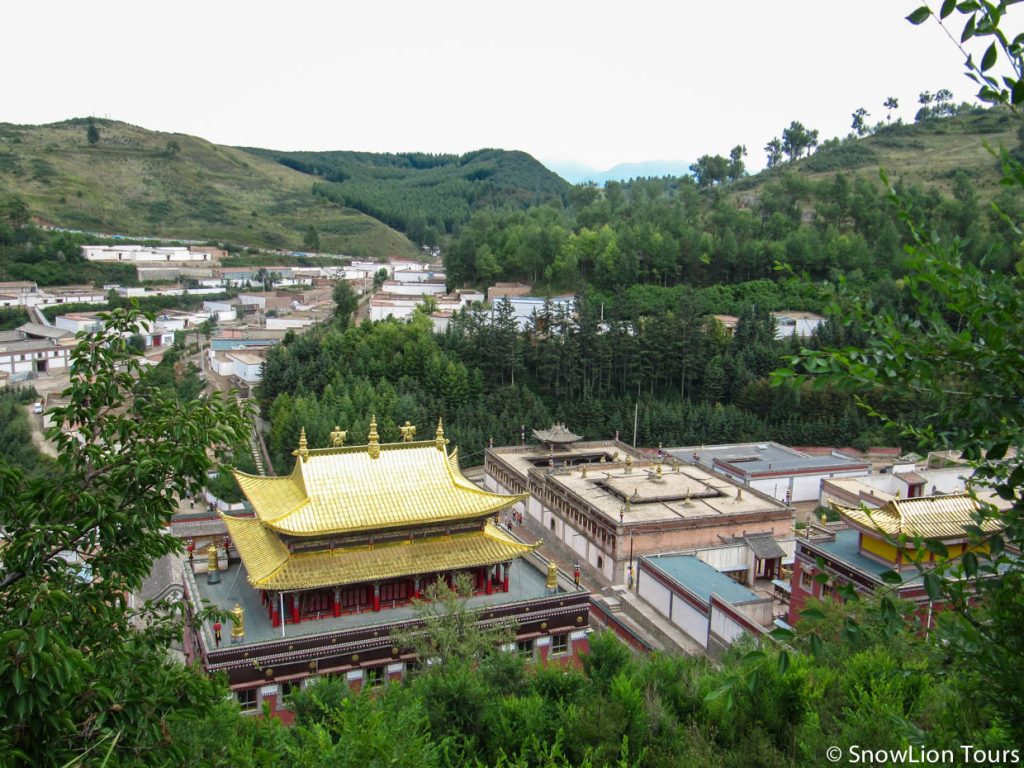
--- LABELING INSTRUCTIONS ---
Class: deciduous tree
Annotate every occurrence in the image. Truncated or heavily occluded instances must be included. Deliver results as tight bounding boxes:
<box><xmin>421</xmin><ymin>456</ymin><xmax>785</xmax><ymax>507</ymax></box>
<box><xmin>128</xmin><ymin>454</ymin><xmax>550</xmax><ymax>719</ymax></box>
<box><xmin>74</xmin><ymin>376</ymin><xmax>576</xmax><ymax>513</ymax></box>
<box><xmin>0</xmin><ymin>307</ymin><xmax>247</xmax><ymax>763</ymax></box>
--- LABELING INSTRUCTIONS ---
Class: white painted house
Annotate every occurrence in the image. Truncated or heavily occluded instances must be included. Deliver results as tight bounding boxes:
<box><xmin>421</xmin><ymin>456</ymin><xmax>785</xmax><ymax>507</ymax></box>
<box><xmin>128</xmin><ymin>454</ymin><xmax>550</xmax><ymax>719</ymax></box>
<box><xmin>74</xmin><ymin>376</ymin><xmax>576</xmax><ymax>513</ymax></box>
<box><xmin>82</xmin><ymin>245</ymin><xmax>212</xmax><ymax>263</ymax></box>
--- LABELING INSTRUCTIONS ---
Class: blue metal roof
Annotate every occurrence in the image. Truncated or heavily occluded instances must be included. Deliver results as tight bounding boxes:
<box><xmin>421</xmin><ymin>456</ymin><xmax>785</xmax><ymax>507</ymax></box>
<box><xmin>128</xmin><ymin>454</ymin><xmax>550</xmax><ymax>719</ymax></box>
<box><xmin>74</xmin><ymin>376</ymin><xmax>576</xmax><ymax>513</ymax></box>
<box><xmin>644</xmin><ymin>554</ymin><xmax>760</xmax><ymax>605</ymax></box>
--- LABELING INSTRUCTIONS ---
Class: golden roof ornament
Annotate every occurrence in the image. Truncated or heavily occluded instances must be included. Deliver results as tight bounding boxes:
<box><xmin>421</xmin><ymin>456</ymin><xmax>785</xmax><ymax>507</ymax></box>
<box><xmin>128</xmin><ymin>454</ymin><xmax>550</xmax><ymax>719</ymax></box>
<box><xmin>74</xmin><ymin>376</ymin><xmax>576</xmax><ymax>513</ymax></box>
<box><xmin>292</xmin><ymin>427</ymin><xmax>310</xmax><ymax>463</ymax></box>
<box><xmin>435</xmin><ymin>417</ymin><xmax>449</xmax><ymax>452</ymax></box>
<box><xmin>546</xmin><ymin>560</ymin><xmax>558</xmax><ymax>592</ymax></box>
<box><xmin>329</xmin><ymin>425</ymin><xmax>347</xmax><ymax>448</ymax></box>
<box><xmin>581</xmin><ymin>465</ymin><xmax>588</xmax><ymax>478</ymax></box>
<box><xmin>206</xmin><ymin>543</ymin><xmax>220</xmax><ymax>584</ymax></box>
<box><xmin>625</xmin><ymin>454</ymin><xmax>633</xmax><ymax>474</ymax></box>
<box><xmin>367</xmin><ymin>415</ymin><xmax>380</xmax><ymax>459</ymax></box>
<box><xmin>399</xmin><ymin>420</ymin><xmax>416</xmax><ymax>442</ymax></box>
<box><xmin>230</xmin><ymin>603</ymin><xmax>245</xmax><ymax>640</ymax></box>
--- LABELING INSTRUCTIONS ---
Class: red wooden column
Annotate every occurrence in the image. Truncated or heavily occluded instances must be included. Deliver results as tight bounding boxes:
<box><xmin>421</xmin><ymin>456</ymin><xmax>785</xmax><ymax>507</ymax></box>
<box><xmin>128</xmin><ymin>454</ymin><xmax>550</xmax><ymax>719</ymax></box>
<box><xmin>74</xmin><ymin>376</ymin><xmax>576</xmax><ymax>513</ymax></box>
<box><xmin>502</xmin><ymin>562</ymin><xmax>510</xmax><ymax>593</ymax></box>
<box><xmin>372</xmin><ymin>582</ymin><xmax>381</xmax><ymax>612</ymax></box>
<box><xmin>413</xmin><ymin>576</ymin><xmax>421</xmax><ymax>599</ymax></box>
<box><xmin>485</xmin><ymin>565</ymin><xmax>493</xmax><ymax>595</ymax></box>
<box><xmin>271</xmin><ymin>591</ymin><xmax>280</xmax><ymax>628</ymax></box>
<box><xmin>291</xmin><ymin>593</ymin><xmax>301</xmax><ymax>625</ymax></box>
<box><xmin>333</xmin><ymin>588</ymin><xmax>341</xmax><ymax>617</ymax></box>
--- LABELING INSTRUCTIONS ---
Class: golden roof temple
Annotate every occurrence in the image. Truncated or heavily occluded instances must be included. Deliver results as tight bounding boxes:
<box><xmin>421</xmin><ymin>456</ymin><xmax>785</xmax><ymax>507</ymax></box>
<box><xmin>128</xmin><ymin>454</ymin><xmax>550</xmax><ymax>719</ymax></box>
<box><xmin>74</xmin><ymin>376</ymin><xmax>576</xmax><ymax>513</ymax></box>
<box><xmin>223</xmin><ymin>417</ymin><xmax>535</xmax><ymax>602</ymax></box>
<box><xmin>828</xmin><ymin>493</ymin><xmax>1004</xmax><ymax>569</ymax></box>
<box><xmin>832</xmin><ymin>494</ymin><xmax>1004</xmax><ymax>542</ymax></box>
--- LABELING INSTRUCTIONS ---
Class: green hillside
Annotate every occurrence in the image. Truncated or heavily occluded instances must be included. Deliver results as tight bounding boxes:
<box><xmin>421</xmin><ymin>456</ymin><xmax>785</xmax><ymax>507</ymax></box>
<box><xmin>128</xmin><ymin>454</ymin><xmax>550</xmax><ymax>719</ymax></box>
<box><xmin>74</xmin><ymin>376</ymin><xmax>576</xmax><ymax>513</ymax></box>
<box><xmin>0</xmin><ymin>118</ymin><xmax>420</xmax><ymax>259</ymax></box>
<box><xmin>240</xmin><ymin>146</ymin><xmax>571</xmax><ymax>245</ymax></box>
<box><xmin>735</xmin><ymin>108</ymin><xmax>1019</xmax><ymax>198</ymax></box>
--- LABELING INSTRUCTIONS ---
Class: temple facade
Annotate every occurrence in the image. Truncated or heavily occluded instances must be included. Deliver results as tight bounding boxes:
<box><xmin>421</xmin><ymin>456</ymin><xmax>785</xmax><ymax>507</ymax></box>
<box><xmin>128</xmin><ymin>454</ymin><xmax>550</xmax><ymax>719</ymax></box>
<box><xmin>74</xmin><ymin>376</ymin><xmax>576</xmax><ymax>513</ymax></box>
<box><xmin>183</xmin><ymin>418</ymin><xmax>591</xmax><ymax>718</ymax></box>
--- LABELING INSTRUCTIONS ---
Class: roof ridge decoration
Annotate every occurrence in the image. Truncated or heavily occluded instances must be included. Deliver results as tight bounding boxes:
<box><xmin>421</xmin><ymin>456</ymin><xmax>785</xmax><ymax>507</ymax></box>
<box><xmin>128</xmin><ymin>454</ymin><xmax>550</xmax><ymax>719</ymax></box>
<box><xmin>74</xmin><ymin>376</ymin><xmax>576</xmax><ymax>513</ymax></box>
<box><xmin>435</xmin><ymin>417</ymin><xmax>448</xmax><ymax>452</ymax></box>
<box><xmin>368</xmin><ymin>415</ymin><xmax>381</xmax><ymax>459</ymax></box>
<box><xmin>329</xmin><ymin>425</ymin><xmax>347</xmax><ymax>448</ymax></box>
<box><xmin>292</xmin><ymin>427</ymin><xmax>310</xmax><ymax>463</ymax></box>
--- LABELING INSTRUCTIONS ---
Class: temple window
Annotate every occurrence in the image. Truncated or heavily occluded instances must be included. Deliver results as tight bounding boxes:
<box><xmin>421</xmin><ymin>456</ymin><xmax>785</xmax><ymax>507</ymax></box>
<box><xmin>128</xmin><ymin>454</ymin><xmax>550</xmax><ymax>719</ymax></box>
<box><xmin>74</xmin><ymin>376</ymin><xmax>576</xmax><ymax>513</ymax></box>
<box><xmin>236</xmin><ymin>688</ymin><xmax>258</xmax><ymax>711</ymax></box>
<box><xmin>517</xmin><ymin>639</ymin><xmax>534</xmax><ymax>659</ymax></box>
<box><xmin>365</xmin><ymin>667</ymin><xmax>384</xmax><ymax>689</ymax></box>
<box><xmin>551</xmin><ymin>634</ymin><xmax>569</xmax><ymax>656</ymax></box>
<box><xmin>799</xmin><ymin>569</ymin><xmax>813</xmax><ymax>593</ymax></box>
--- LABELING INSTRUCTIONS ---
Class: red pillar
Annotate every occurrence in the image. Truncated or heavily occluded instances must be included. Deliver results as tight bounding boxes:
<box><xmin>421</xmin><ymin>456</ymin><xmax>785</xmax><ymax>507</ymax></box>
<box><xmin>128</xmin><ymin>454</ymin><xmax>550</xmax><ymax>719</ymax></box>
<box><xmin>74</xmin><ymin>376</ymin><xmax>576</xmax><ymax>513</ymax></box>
<box><xmin>485</xmin><ymin>565</ymin><xmax>493</xmax><ymax>595</ymax></box>
<box><xmin>372</xmin><ymin>582</ymin><xmax>381</xmax><ymax>612</ymax></box>
<box><xmin>503</xmin><ymin>562</ymin><xmax>510</xmax><ymax>593</ymax></box>
<box><xmin>414</xmin><ymin>577</ymin><xmax>421</xmax><ymax>599</ymax></box>
<box><xmin>271</xmin><ymin>608</ymin><xmax>280</xmax><ymax>628</ymax></box>
<box><xmin>333</xmin><ymin>588</ymin><xmax>341</xmax><ymax>618</ymax></box>
<box><xmin>476</xmin><ymin>568</ymin><xmax>484</xmax><ymax>590</ymax></box>
<box><xmin>291</xmin><ymin>593</ymin><xmax>301</xmax><ymax>625</ymax></box>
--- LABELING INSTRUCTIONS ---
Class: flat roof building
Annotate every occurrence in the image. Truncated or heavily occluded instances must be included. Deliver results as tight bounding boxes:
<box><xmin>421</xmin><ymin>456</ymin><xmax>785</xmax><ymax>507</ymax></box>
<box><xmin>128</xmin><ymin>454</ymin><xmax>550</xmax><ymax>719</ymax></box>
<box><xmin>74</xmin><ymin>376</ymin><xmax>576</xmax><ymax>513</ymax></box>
<box><xmin>485</xmin><ymin>434</ymin><xmax>794</xmax><ymax>587</ymax></box>
<box><xmin>668</xmin><ymin>442</ymin><xmax>870</xmax><ymax>504</ymax></box>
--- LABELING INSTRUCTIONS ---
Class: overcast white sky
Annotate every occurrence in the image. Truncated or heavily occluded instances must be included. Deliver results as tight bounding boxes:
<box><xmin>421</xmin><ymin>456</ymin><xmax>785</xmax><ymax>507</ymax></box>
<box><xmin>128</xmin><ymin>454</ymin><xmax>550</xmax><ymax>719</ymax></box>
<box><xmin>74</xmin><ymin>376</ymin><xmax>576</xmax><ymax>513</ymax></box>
<box><xmin>2</xmin><ymin>1</ymin><xmax>998</xmax><ymax>172</ymax></box>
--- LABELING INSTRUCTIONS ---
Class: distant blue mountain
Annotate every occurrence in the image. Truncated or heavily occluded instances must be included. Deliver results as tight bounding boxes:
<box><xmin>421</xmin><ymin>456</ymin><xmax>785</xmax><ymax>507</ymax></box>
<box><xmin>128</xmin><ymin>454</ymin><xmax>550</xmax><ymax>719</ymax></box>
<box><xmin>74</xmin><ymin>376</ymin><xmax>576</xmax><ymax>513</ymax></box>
<box><xmin>545</xmin><ymin>159</ymin><xmax>692</xmax><ymax>185</ymax></box>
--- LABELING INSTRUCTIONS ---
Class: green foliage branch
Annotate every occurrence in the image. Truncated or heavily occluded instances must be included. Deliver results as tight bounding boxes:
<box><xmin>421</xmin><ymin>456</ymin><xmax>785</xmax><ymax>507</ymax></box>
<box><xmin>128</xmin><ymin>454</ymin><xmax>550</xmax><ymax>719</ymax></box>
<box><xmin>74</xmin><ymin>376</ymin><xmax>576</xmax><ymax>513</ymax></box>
<box><xmin>0</xmin><ymin>305</ymin><xmax>248</xmax><ymax>764</ymax></box>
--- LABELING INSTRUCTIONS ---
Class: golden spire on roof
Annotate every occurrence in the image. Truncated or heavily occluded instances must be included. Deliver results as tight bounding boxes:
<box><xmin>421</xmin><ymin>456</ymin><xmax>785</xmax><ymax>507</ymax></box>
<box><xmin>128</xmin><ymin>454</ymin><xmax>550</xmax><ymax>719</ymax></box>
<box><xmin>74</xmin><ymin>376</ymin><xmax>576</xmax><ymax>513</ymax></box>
<box><xmin>400</xmin><ymin>420</ymin><xmax>417</xmax><ymax>442</ymax></box>
<box><xmin>292</xmin><ymin>428</ymin><xmax>310</xmax><ymax>463</ymax></box>
<box><xmin>546</xmin><ymin>560</ymin><xmax>558</xmax><ymax>591</ymax></box>
<box><xmin>329</xmin><ymin>425</ymin><xmax>347</xmax><ymax>448</ymax></box>
<box><xmin>368</xmin><ymin>416</ymin><xmax>380</xmax><ymax>459</ymax></box>
<box><xmin>435</xmin><ymin>417</ymin><xmax>449</xmax><ymax>452</ymax></box>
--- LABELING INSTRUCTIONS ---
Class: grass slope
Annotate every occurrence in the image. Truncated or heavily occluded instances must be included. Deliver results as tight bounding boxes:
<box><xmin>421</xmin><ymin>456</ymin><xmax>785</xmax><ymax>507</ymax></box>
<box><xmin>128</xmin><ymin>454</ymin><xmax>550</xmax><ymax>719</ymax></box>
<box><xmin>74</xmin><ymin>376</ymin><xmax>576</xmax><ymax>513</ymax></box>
<box><xmin>0</xmin><ymin>119</ymin><xmax>420</xmax><ymax>259</ymax></box>
<box><xmin>736</xmin><ymin>108</ymin><xmax>1019</xmax><ymax>197</ymax></box>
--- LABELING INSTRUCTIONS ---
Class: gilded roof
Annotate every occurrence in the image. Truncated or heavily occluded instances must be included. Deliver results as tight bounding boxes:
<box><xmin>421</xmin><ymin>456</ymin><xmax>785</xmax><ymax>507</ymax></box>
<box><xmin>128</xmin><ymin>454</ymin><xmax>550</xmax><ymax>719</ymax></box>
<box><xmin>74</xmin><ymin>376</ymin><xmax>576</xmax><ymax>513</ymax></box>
<box><xmin>833</xmin><ymin>494</ymin><xmax>1005</xmax><ymax>541</ymax></box>
<box><xmin>234</xmin><ymin>441</ymin><xmax>526</xmax><ymax>536</ymax></box>
<box><xmin>223</xmin><ymin>515</ymin><xmax>537</xmax><ymax>591</ymax></box>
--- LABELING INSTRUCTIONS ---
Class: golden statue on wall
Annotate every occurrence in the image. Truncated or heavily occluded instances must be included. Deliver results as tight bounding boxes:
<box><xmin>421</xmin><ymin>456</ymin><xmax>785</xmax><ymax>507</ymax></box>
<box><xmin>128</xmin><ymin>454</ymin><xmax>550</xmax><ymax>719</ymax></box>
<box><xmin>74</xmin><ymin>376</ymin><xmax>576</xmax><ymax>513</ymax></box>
<box><xmin>399</xmin><ymin>421</ymin><xmax>416</xmax><ymax>442</ymax></box>
<box><xmin>329</xmin><ymin>425</ymin><xmax>347</xmax><ymax>448</ymax></box>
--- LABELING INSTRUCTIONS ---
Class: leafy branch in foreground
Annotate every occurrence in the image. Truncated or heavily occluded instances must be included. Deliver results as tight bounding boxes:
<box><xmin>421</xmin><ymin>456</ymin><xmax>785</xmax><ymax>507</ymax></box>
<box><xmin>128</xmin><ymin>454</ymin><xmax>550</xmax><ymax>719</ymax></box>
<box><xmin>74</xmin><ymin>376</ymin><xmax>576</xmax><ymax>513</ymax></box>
<box><xmin>391</xmin><ymin>573</ymin><xmax>517</xmax><ymax>673</ymax></box>
<box><xmin>0</xmin><ymin>306</ymin><xmax>248</xmax><ymax>765</ymax></box>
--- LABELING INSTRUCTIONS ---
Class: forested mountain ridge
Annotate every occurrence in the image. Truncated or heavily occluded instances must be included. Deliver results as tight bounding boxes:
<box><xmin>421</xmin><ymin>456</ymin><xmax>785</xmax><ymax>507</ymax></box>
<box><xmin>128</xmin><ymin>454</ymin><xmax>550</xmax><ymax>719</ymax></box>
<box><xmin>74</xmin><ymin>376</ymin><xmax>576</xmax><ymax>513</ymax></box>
<box><xmin>0</xmin><ymin>118</ymin><xmax>420</xmax><ymax>258</ymax></box>
<box><xmin>240</xmin><ymin>146</ymin><xmax>570</xmax><ymax>246</ymax></box>
<box><xmin>444</xmin><ymin>109</ymin><xmax>1024</xmax><ymax>297</ymax></box>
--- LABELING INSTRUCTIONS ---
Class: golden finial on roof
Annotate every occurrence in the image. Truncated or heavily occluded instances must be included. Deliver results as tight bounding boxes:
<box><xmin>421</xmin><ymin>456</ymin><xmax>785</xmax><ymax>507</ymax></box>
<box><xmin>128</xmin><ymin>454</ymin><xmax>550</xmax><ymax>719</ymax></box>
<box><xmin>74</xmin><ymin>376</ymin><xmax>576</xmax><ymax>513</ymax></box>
<box><xmin>329</xmin><ymin>425</ymin><xmax>347</xmax><ymax>448</ymax></box>
<box><xmin>293</xmin><ymin>427</ymin><xmax>310</xmax><ymax>463</ymax></box>
<box><xmin>435</xmin><ymin>417</ymin><xmax>449</xmax><ymax>452</ymax></box>
<box><xmin>546</xmin><ymin>560</ymin><xmax>558</xmax><ymax>592</ymax></box>
<box><xmin>368</xmin><ymin>415</ymin><xmax>380</xmax><ymax>459</ymax></box>
<box><xmin>625</xmin><ymin>454</ymin><xmax>633</xmax><ymax>474</ymax></box>
<box><xmin>206</xmin><ymin>543</ymin><xmax>220</xmax><ymax>584</ymax></box>
<box><xmin>400</xmin><ymin>420</ymin><xmax>416</xmax><ymax>442</ymax></box>
<box><xmin>230</xmin><ymin>603</ymin><xmax>245</xmax><ymax>640</ymax></box>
